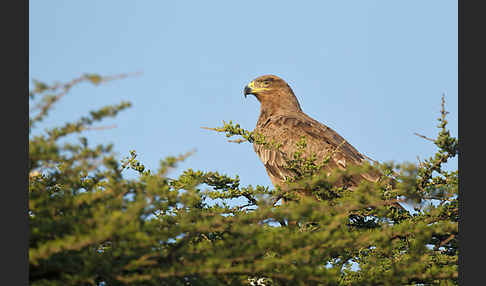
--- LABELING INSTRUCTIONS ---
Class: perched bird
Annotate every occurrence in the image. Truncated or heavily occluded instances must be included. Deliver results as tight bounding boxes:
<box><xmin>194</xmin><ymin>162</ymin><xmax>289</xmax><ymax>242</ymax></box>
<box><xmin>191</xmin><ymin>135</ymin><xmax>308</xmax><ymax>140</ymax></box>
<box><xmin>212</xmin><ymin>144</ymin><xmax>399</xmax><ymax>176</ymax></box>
<box><xmin>243</xmin><ymin>74</ymin><xmax>383</xmax><ymax>194</ymax></box>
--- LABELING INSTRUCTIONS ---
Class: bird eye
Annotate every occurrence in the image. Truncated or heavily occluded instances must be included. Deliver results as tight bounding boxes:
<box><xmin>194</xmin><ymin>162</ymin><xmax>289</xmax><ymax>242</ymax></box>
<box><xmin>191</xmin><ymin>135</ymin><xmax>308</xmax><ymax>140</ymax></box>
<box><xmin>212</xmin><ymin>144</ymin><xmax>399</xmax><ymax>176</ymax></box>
<box><xmin>263</xmin><ymin>80</ymin><xmax>270</xmax><ymax>86</ymax></box>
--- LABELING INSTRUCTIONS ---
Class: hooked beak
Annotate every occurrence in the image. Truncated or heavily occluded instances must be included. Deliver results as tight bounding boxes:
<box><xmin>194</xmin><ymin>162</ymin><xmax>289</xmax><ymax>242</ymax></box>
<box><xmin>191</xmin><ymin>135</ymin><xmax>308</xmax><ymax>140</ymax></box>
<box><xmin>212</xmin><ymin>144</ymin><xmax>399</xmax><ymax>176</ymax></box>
<box><xmin>244</xmin><ymin>86</ymin><xmax>252</xmax><ymax>97</ymax></box>
<box><xmin>243</xmin><ymin>81</ymin><xmax>256</xmax><ymax>98</ymax></box>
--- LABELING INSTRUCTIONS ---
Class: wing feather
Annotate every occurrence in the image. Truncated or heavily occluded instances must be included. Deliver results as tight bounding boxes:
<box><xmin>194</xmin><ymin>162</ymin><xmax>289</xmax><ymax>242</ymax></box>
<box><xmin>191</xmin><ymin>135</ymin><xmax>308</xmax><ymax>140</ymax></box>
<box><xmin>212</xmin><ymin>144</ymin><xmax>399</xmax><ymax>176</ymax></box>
<box><xmin>253</xmin><ymin>112</ymin><xmax>381</xmax><ymax>187</ymax></box>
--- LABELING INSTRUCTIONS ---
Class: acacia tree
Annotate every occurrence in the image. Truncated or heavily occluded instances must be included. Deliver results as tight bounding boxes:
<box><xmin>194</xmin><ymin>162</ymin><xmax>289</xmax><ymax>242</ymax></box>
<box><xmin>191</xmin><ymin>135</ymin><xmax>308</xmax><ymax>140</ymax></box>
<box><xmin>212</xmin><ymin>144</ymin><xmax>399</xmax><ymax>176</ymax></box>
<box><xmin>29</xmin><ymin>74</ymin><xmax>458</xmax><ymax>286</ymax></box>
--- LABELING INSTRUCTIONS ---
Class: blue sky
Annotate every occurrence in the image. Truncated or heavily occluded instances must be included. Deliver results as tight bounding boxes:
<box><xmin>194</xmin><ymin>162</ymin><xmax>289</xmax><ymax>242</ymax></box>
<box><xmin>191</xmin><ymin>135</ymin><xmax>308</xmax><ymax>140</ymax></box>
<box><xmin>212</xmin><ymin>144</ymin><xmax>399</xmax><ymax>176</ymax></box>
<box><xmin>30</xmin><ymin>1</ymin><xmax>457</xmax><ymax>190</ymax></box>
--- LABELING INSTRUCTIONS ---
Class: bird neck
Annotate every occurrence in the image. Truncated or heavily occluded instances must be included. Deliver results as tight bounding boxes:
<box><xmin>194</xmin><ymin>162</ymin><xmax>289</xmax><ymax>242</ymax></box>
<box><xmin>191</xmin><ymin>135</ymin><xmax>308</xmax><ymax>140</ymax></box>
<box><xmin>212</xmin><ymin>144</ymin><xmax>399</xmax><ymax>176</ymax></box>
<box><xmin>257</xmin><ymin>101</ymin><xmax>302</xmax><ymax>125</ymax></box>
<box><xmin>258</xmin><ymin>91</ymin><xmax>302</xmax><ymax>118</ymax></box>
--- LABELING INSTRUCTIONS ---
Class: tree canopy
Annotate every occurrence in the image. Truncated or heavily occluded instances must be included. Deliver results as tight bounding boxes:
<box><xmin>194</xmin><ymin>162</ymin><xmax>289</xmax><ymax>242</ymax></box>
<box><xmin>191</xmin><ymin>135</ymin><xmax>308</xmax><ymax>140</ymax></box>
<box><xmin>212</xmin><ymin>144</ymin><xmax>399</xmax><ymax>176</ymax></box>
<box><xmin>29</xmin><ymin>74</ymin><xmax>458</xmax><ymax>285</ymax></box>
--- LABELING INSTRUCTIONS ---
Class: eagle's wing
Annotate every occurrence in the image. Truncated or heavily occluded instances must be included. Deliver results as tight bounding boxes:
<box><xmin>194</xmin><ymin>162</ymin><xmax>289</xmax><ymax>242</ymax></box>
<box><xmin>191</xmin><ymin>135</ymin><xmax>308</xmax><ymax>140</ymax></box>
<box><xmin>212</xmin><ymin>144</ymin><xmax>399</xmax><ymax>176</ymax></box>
<box><xmin>253</xmin><ymin>113</ymin><xmax>381</xmax><ymax>187</ymax></box>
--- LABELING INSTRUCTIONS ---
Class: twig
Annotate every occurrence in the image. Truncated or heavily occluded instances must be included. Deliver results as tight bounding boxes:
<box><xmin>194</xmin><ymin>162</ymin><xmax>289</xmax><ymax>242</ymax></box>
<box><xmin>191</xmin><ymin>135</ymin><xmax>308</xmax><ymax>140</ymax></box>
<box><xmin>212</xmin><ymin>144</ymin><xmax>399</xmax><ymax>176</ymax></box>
<box><xmin>416</xmin><ymin>156</ymin><xmax>424</xmax><ymax>168</ymax></box>
<box><xmin>413</xmin><ymin>132</ymin><xmax>435</xmax><ymax>142</ymax></box>
<box><xmin>228</xmin><ymin>138</ymin><xmax>246</xmax><ymax>144</ymax></box>
<box><xmin>82</xmin><ymin>124</ymin><xmax>117</xmax><ymax>131</ymax></box>
<box><xmin>101</xmin><ymin>71</ymin><xmax>143</xmax><ymax>83</ymax></box>
<box><xmin>272</xmin><ymin>196</ymin><xmax>283</xmax><ymax>207</ymax></box>
<box><xmin>30</xmin><ymin>72</ymin><xmax>143</xmax><ymax>126</ymax></box>
<box><xmin>439</xmin><ymin>234</ymin><xmax>455</xmax><ymax>247</ymax></box>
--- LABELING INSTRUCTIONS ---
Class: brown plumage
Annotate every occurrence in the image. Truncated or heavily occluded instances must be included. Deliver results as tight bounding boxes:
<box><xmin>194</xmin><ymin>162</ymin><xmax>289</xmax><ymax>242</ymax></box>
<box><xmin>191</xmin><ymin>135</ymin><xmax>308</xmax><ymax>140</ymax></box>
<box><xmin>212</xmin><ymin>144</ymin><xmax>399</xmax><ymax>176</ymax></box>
<box><xmin>243</xmin><ymin>74</ymin><xmax>382</xmax><ymax>192</ymax></box>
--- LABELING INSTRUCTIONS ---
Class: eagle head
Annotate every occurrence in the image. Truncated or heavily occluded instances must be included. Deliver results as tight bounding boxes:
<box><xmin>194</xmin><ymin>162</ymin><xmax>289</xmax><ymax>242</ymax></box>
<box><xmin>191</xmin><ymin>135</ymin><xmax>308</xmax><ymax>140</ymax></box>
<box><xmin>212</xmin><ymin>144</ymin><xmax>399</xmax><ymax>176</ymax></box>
<box><xmin>244</xmin><ymin>74</ymin><xmax>302</xmax><ymax>112</ymax></box>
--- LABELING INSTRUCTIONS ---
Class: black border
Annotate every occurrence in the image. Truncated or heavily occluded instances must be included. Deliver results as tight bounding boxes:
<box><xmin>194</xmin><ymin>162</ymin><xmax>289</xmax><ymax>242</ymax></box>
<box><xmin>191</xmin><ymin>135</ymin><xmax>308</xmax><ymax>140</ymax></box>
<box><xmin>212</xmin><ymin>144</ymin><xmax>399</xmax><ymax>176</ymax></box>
<box><xmin>3</xmin><ymin>0</ymin><xmax>28</xmax><ymax>285</ymax></box>
<box><xmin>459</xmin><ymin>1</ymin><xmax>483</xmax><ymax>285</ymax></box>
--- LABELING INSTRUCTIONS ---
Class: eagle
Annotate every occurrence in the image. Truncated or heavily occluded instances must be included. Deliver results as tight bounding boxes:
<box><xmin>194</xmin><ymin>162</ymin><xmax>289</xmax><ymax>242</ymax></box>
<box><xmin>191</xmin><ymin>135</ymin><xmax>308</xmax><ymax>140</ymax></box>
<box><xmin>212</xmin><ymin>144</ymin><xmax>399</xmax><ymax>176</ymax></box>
<box><xmin>243</xmin><ymin>74</ymin><xmax>383</xmax><ymax>195</ymax></box>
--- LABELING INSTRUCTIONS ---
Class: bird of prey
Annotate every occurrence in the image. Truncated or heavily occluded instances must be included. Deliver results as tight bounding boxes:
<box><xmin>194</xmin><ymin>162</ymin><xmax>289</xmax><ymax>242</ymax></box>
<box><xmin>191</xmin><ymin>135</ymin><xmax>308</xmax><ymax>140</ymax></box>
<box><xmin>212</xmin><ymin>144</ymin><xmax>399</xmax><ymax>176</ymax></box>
<box><xmin>243</xmin><ymin>74</ymin><xmax>382</xmax><ymax>193</ymax></box>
